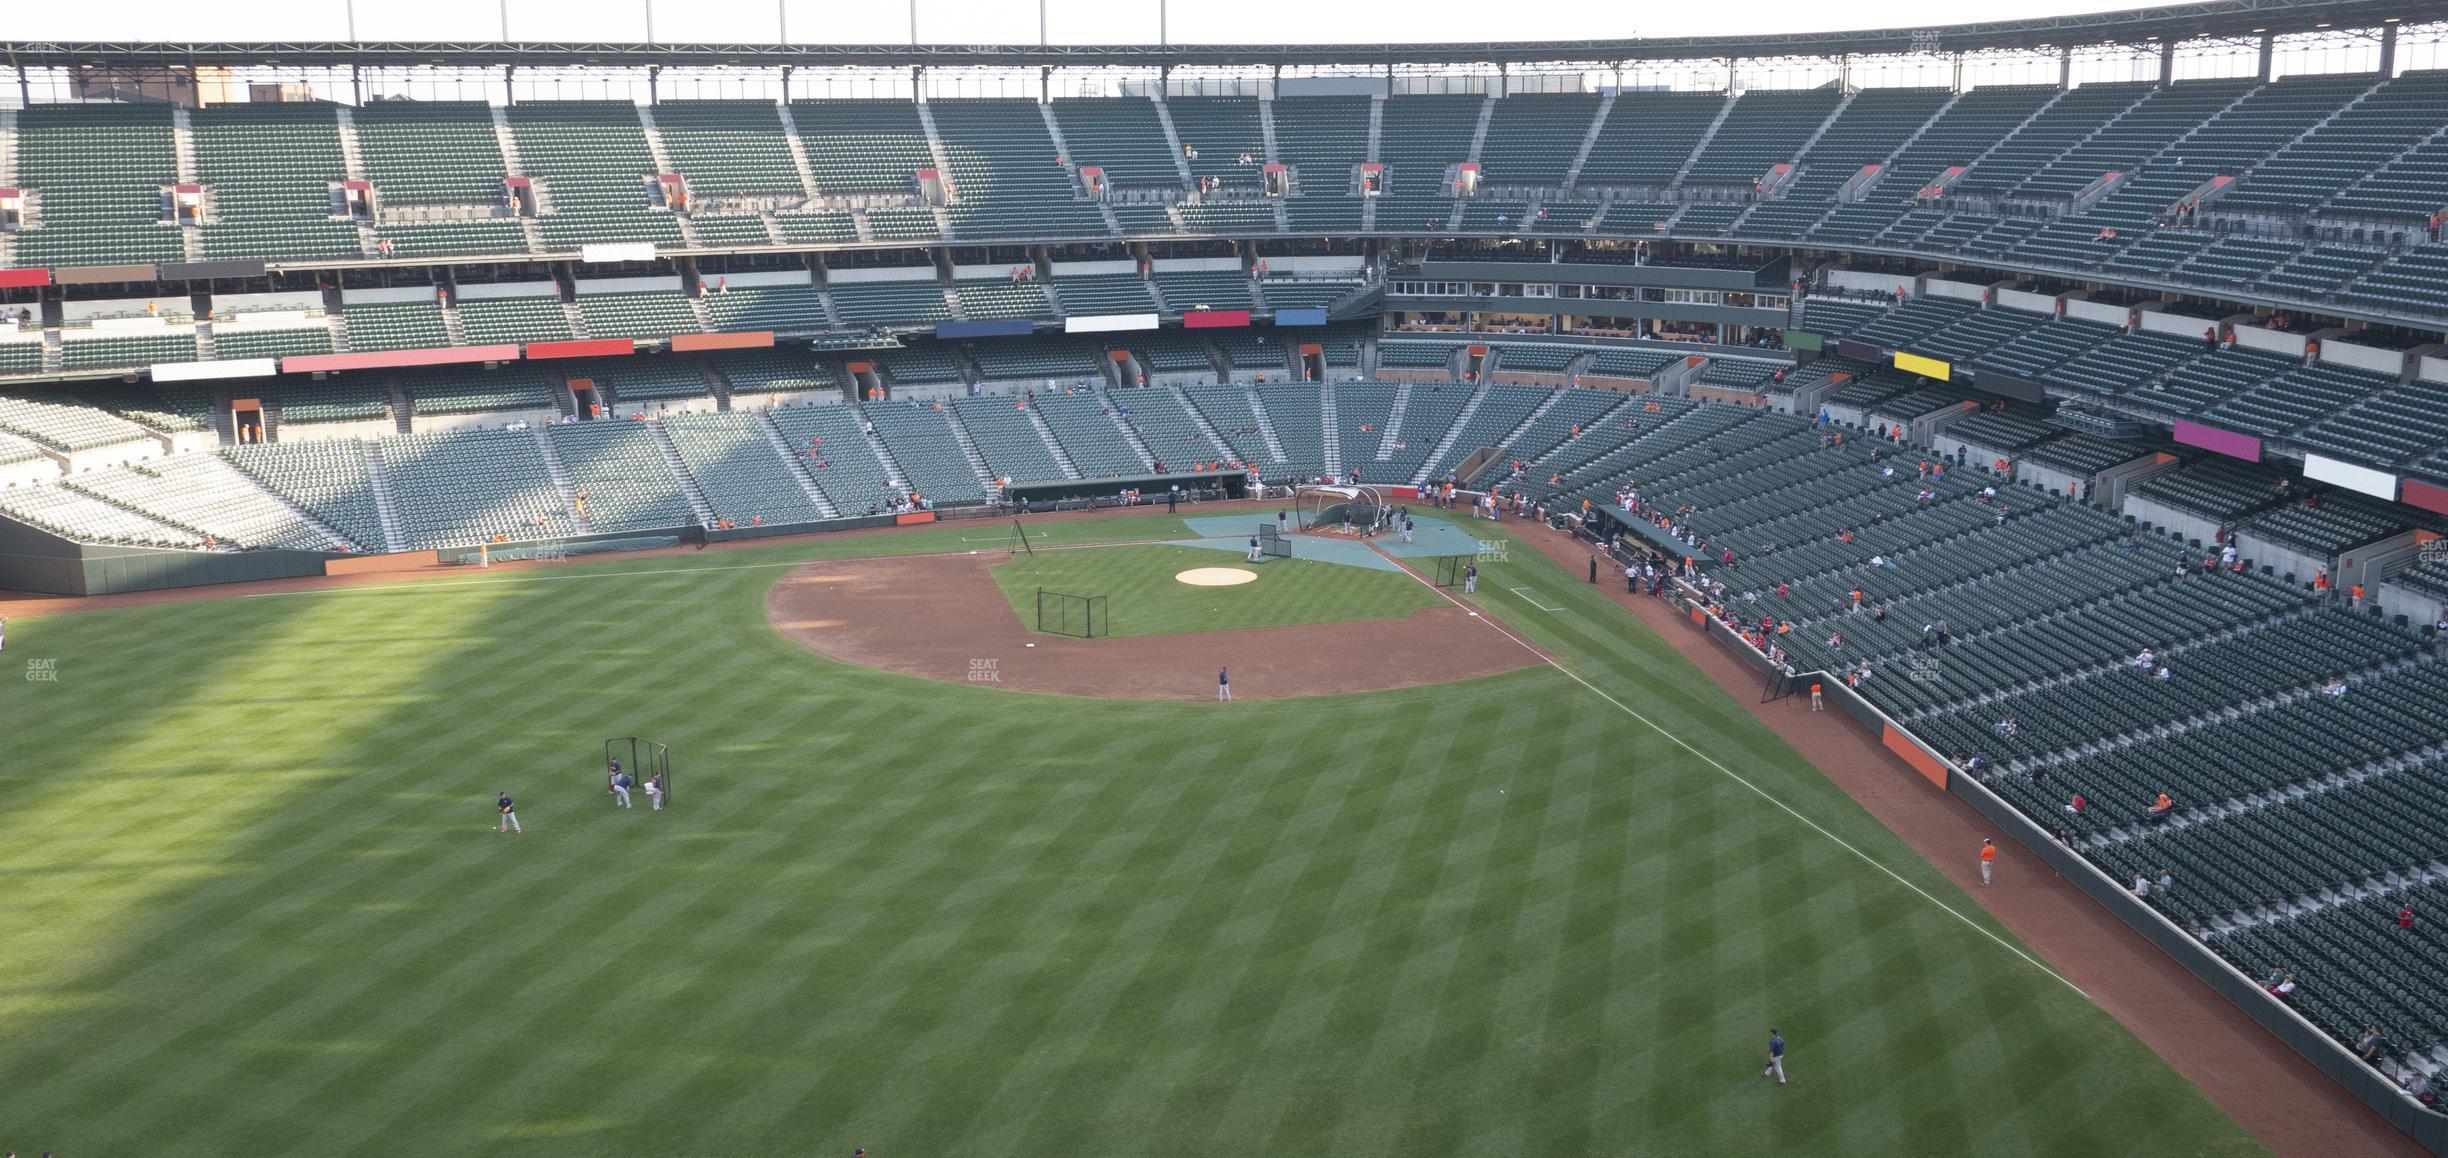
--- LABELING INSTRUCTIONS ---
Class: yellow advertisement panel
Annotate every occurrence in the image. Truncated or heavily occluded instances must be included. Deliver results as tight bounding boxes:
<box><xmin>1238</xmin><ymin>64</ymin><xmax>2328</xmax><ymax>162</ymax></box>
<box><xmin>1893</xmin><ymin>350</ymin><xmax>1952</xmax><ymax>381</ymax></box>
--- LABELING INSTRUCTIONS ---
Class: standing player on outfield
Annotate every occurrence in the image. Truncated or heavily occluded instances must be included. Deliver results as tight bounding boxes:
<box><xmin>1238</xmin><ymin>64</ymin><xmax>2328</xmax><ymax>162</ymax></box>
<box><xmin>610</xmin><ymin>769</ymin><xmax>633</xmax><ymax>809</ymax></box>
<box><xmin>497</xmin><ymin>790</ymin><xmax>522</xmax><ymax>834</ymax></box>
<box><xmin>644</xmin><ymin>768</ymin><xmax>664</xmax><ymax>811</ymax></box>
<box><xmin>1218</xmin><ymin>665</ymin><xmax>1232</xmax><ymax>702</ymax></box>
<box><xmin>1980</xmin><ymin>837</ymin><xmax>1997</xmax><ymax>885</ymax></box>
<box><xmin>1761</xmin><ymin>1029</ymin><xmax>1787</xmax><ymax>1085</ymax></box>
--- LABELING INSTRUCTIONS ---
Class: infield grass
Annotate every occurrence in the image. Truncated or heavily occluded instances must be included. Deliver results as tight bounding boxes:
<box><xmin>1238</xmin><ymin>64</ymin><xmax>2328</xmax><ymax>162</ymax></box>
<box><xmin>986</xmin><ymin>542</ymin><xmax>1443</xmax><ymax>637</ymax></box>
<box><xmin>0</xmin><ymin>510</ymin><xmax>2264</xmax><ymax>1157</ymax></box>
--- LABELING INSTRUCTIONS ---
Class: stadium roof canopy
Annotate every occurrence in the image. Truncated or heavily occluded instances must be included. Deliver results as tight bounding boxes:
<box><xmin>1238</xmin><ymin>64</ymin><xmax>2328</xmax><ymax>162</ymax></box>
<box><xmin>0</xmin><ymin>0</ymin><xmax>2418</xmax><ymax>70</ymax></box>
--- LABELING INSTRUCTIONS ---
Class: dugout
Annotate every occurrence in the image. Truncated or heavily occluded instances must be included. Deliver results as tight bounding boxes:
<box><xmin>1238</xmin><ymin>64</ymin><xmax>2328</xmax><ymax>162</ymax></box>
<box><xmin>1004</xmin><ymin>471</ymin><xmax>1250</xmax><ymax>511</ymax></box>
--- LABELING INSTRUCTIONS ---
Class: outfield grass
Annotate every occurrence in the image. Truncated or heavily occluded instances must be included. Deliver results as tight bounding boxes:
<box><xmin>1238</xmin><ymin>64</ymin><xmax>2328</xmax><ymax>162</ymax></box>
<box><xmin>0</xmin><ymin>512</ymin><xmax>2263</xmax><ymax>1156</ymax></box>
<box><xmin>986</xmin><ymin>543</ymin><xmax>1442</xmax><ymax>637</ymax></box>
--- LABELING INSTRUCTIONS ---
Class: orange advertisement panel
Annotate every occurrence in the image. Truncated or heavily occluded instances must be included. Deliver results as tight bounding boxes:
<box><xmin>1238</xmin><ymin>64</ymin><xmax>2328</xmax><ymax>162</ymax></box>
<box><xmin>669</xmin><ymin>331</ymin><xmax>774</xmax><ymax>352</ymax></box>
<box><xmin>1881</xmin><ymin>724</ymin><xmax>1950</xmax><ymax>788</ymax></box>
<box><xmin>894</xmin><ymin>511</ymin><xmax>937</xmax><ymax>525</ymax></box>
<box><xmin>325</xmin><ymin>551</ymin><xmax>438</xmax><ymax>576</ymax></box>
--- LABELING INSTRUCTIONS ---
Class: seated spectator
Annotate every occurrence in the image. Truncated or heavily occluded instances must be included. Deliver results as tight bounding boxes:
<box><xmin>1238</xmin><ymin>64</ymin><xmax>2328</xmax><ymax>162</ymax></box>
<box><xmin>2132</xmin><ymin>874</ymin><xmax>2150</xmax><ymax>897</ymax></box>
<box><xmin>2067</xmin><ymin>793</ymin><xmax>2087</xmax><ymax>815</ymax></box>
<box><xmin>2269</xmin><ymin>974</ymin><xmax>2298</xmax><ymax>1001</ymax></box>
<box><xmin>2356</xmin><ymin>1026</ymin><xmax>2386</xmax><ymax>1064</ymax></box>
<box><xmin>2399</xmin><ymin>905</ymin><xmax>2415</xmax><ymax>931</ymax></box>
<box><xmin>2147</xmin><ymin>792</ymin><xmax>2174</xmax><ymax>823</ymax></box>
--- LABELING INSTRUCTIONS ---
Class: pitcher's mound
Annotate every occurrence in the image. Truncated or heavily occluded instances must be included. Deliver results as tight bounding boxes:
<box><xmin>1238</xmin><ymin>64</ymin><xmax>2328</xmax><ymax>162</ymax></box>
<box><xmin>1176</xmin><ymin>567</ymin><xmax>1259</xmax><ymax>587</ymax></box>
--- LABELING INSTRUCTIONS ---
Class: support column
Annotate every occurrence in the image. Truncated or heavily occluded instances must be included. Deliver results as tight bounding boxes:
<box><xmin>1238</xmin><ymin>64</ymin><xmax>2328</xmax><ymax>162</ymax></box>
<box><xmin>505</xmin><ymin>64</ymin><xmax>517</xmax><ymax>106</ymax></box>
<box><xmin>2257</xmin><ymin>33</ymin><xmax>2275</xmax><ymax>81</ymax></box>
<box><xmin>1726</xmin><ymin>57</ymin><xmax>1737</xmax><ymax>95</ymax></box>
<box><xmin>2159</xmin><ymin>42</ymin><xmax>2175</xmax><ymax>85</ymax></box>
<box><xmin>780</xmin><ymin>64</ymin><xmax>793</xmax><ymax>102</ymax></box>
<box><xmin>2057</xmin><ymin>47</ymin><xmax>2072</xmax><ymax>89</ymax></box>
<box><xmin>2381</xmin><ymin>23</ymin><xmax>2399</xmax><ymax>78</ymax></box>
<box><xmin>1951</xmin><ymin>51</ymin><xmax>1963</xmax><ymax>93</ymax></box>
<box><xmin>1838</xmin><ymin>53</ymin><xmax>1851</xmax><ymax>93</ymax></box>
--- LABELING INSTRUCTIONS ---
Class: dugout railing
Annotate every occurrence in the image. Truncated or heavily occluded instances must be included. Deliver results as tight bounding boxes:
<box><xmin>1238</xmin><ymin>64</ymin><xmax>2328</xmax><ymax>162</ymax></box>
<box><xmin>1563</xmin><ymin>516</ymin><xmax>2448</xmax><ymax>1156</ymax></box>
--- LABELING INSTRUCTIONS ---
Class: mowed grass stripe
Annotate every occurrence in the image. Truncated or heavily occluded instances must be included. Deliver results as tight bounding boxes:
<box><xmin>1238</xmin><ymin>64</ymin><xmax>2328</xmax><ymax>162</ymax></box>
<box><xmin>0</xmin><ymin>517</ymin><xmax>2266</xmax><ymax>1157</ymax></box>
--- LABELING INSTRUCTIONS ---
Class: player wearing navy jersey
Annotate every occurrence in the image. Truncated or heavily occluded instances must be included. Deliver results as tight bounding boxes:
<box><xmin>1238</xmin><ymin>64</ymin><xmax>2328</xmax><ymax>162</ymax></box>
<box><xmin>1761</xmin><ymin>1029</ymin><xmax>1786</xmax><ymax>1085</ymax></box>
<box><xmin>610</xmin><ymin>771</ymin><xmax>633</xmax><ymax>809</ymax></box>
<box><xmin>497</xmin><ymin>791</ymin><xmax>522</xmax><ymax>834</ymax></box>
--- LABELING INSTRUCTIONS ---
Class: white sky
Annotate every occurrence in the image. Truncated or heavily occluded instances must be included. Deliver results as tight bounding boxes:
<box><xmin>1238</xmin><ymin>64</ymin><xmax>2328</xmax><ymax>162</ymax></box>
<box><xmin>5</xmin><ymin>0</ymin><xmax>2170</xmax><ymax>45</ymax></box>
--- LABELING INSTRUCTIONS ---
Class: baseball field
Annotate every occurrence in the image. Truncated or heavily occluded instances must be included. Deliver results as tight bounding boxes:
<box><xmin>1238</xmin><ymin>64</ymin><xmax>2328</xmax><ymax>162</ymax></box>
<box><xmin>0</xmin><ymin>508</ymin><xmax>2265</xmax><ymax>1156</ymax></box>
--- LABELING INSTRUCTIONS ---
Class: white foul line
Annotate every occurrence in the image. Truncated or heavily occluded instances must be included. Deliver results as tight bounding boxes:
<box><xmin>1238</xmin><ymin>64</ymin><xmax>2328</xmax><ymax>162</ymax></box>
<box><xmin>1374</xmin><ymin>543</ymin><xmax>2088</xmax><ymax>999</ymax></box>
<box><xmin>1507</xmin><ymin>586</ymin><xmax>1565</xmax><ymax>612</ymax></box>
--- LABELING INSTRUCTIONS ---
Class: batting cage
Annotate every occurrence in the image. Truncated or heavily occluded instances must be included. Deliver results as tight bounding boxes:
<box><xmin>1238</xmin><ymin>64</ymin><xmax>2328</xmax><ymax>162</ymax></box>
<box><xmin>1297</xmin><ymin>484</ymin><xmax>1391</xmax><ymax>536</ymax></box>
<box><xmin>1257</xmin><ymin>523</ymin><xmax>1294</xmax><ymax>560</ymax></box>
<box><xmin>1433</xmin><ymin>555</ymin><xmax>1477</xmax><ymax>588</ymax></box>
<box><xmin>604</xmin><ymin>736</ymin><xmax>672</xmax><ymax>805</ymax></box>
<box><xmin>1036</xmin><ymin>588</ymin><xmax>1109</xmax><ymax>638</ymax></box>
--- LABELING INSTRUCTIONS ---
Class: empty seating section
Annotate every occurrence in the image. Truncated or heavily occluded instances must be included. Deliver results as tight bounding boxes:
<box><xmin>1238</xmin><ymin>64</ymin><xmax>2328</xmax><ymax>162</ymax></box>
<box><xmin>1697</xmin><ymin>357</ymin><xmax>1784</xmax><ymax>388</ymax></box>
<box><xmin>1685</xmin><ymin>88</ymin><xmax>1841</xmax><ymax>187</ymax></box>
<box><xmin>874</xmin><ymin>346</ymin><xmax>962</xmax><ymax>385</ymax></box>
<box><xmin>790</xmin><ymin>100</ymin><xmax>932</xmax><ymax>199</ymax></box>
<box><xmin>1283</xmin><ymin>196</ymin><xmax>1366</xmax><ymax>234</ymax></box>
<box><xmin>1423</xmin><ymin>384</ymin><xmax>1547</xmax><ymax>478</ymax></box>
<box><xmin>2133</xmin><ymin>456</ymin><xmax>2293</xmax><ymax>522</ymax></box>
<box><xmin>1168</xmin><ymin>98</ymin><xmax>1266</xmax><ymax>191</ymax></box>
<box><xmin>1178</xmin><ymin>383</ymin><xmax>1275</xmax><ymax>474</ymax></box>
<box><xmin>373</xmin><ymin>218</ymin><xmax>529</xmax><ymax>258</ymax></box>
<box><xmin>343</xmin><ymin>301</ymin><xmax>450</xmax><ymax>352</ymax></box>
<box><xmin>213</xmin><ymin>327</ymin><xmax>333</xmax><ymax>361</ymax></box>
<box><xmin>689</xmin><ymin>214</ymin><xmax>776</xmax><ymax>246</ymax></box>
<box><xmin>661</xmin><ymin>411</ymin><xmax>829</xmax><ymax>526</ymax></box>
<box><xmin>2134</xmin><ymin>347</ymin><xmax>2294</xmax><ymax>413</ymax></box>
<box><xmin>652</xmin><ymin>101</ymin><xmax>805</xmax><ymax>197</ymax></box>
<box><xmin>64</xmin><ymin>455</ymin><xmax>336</xmax><ymax>549</ymax></box>
<box><xmin>456</xmin><ymin>296</ymin><xmax>573</xmax><ymax>345</ymax></box>
<box><xmin>1586</xmin><ymin>349</ymin><xmax>1675</xmax><ymax>379</ymax></box>
<box><xmin>596</xmin><ymin>359</ymin><xmax>711</xmax><ymax>405</ymax></box>
<box><xmin>1373</xmin><ymin>196</ymin><xmax>1459</xmax><ymax>232</ymax></box>
<box><xmin>2246</xmin><ymin>490</ymin><xmax>2421</xmax><ymax>556</ymax></box>
<box><xmin>77</xmin><ymin>384</ymin><xmax>211</xmax><ymax>432</ymax></box>
<box><xmin>1577</xmin><ymin>91</ymin><xmax>1725</xmax><ymax>189</ymax></box>
<box><xmin>1055</xmin><ymin>274</ymin><xmax>1158</xmax><ymax>315</ymax></box>
<box><xmin>927</xmin><ymin>100</ymin><xmax>1110</xmax><ymax>240</ymax></box>
<box><xmin>1493</xmin><ymin>343</ymin><xmax>1578</xmax><ymax>373</ymax></box>
<box><xmin>2044</xmin><ymin>330</ymin><xmax>2202</xmax><ymax>396</ymax></box>
<box><xmin>546</xmin><ymin>422</ymin><xmax>697</xmax><ymax>531</ymax></box>
<box><xmin>189</xmin><ymin>105</ymin><xmax>361</xmax><ymax>260</ymax></box>
<box><xmin>711</xmin><ymin>348</ymin><xmax>834</xmax><ymax>396</ymax></box>
<box><xmin>2342</xmin><ymin>245</ymin><xmax>2448</xmax><ymax>317</ymax></box>
<box><xmin>772</xmin><ymin>211</ymin><xmax>859</xmax><ymax>243</ymax></box>
<box><xmin>699</xmin><ymin>285</ymin><xmax>830</xmax><ymax>333</ymax></box>
<box><xmin>576</xmin><ymin>292</ymin><xmax>702</xmax><ymax>341</ymax></box>
<box><xmin>1259</xmin><ymin>279</ymin><xmax>1362</xmax><ymax>311</ymax></box>
<box><xmin>2320</xmin><ymin>78</ymin><xmax>2448</xmax><ymax>223</ymax></box>
<box><xmin>1051</xmin><ymin>99</ymin><xmax>1179</xmax><ymax>190</ymax></box>
<box><xmin>2220</xmin><ymin>71</ymin><xmax>2444</xmax><ymax>217</ymax></box>
<box><xmin>1377</xmin><ymin>95</ymin><xmax>1481</xmax><ymax>197</ymax></box>
<box><xmin>60</xmin><ymin>334</ymin><xmax>196</xmax><ymax>372</ymax></box>
<box><xmin>225</xmin><ymin>439</ymin><xmax>385</xmax><ymax>548</ymax></box>
<box><xmin>1958</xmin><ymin>83</ymin><xmax>2146</xmax><ymax>194</ymax></box>
<box><xmin>759</xmin><ymin>404</ymin><xmax>902</xmax><ymax>511</ymax></box>
<box><xmin>404</xmin><ymin>365</ymin><xmax>564</xmax><ymax>416</ymax></box>
<box><xmin>0</xmin><ymin>484</ymin><xmax>201</xmax><ymax>547</ymax></box>
<box><xmin>2203</xmin><ymin>361</ymin><xmax>2393</xmax><ymax>440</ymax></box>
<box><xmin>506</xmin><ymin>102</ymin><xmax>681</xmax><ymax>248</ymax></box>
<box><xmin>1797</xmin><ymin>297</ymin><xmax>1888</xmax><ymax>337</ymax></box>
<box><xmin>2297</xmin><ymin>377</ymin><xmax>2448</xmax><ymax>466</ymax></box>
<box><xmin>354</xmin><ymin>102</ymin><xmax>510</xmax><ymax>205</ymax></box>
<box><xmin>0</xmin><ymin>394</ymin><xmax>152</xmax><ymax>450</ymax></box>
<box><xmin>953</xmin><ymin>279</ymin><xmax>1055</xmax><ymax>320</ymax></box>
<box><xmin>1476</xmin><ymin>94</ymin><xmax>1597</xmax><ymax>188</ymax></box>
<box><xmin>830</xmin><ymin>280</ymin><xmax>951</xmax><ymax>325</ymax></box>
<box><xmin>14</xmin><ymin>105</ymin><xmax>184</xmax><ymax>268</ymax></box>
<box><xmin>967</xmin><ymin>336</ymin><xmax>1104</xmax><ymax>381</ymax></box>
<box><xmin>1377</xmin><ymin>341</ymin><xmax>1459</xmax><ymax>370</ymax></box>
<box><xmin>1254</xmin><ymin>383</ymin><xmax>1327</xmax><ymax>478</ymax></box>
<box><xmin>1213</xmin><ymin>332</ymin><xmax>1290</xmax><ymax>372</ymax></box>
<box><xmin>381</xmin><ymin>428</ymin><xmax>568</xmax><ymax>548</ymax></box>
<box><xmin>951</xmin><ymin>395</ymin><xmax>1067</xmax><ymax>482</ymax></box>
<box><xmin>1847</xmin><ymin>297</ymin><xmax>1975</xmax><ymax>347</ymax></box>
<box><xmin>1107</xmin><ymin>386</ymin><xmax>1223</xmax><ymax>469</ymax></box>
<box><xmin>1034</xmin><ymin>393</ymin><xmax>1146</xmax><ymax>476</ymax></box>
<box><xmin>1176</xmin><ymin>200</ymin><xmax>1280</xmax><ymax>234</ymax></box>
<box><xmin>1970</xmin><ymin>317</ymin><xmax>2115</xmax><ymax>379</ymax></box>
<box><xmin>267</xmin><ymin>379</ymin><xmax>392</xmax><ymax>424</ymax></box>
<box><xmin>857</xmin><ymin>400</ymin><xmax>989</xmax><ymax>504</ymax></box>
<box><xmin>1269</xmin><ymin>97</ymin><xmax>1371</xmax><ymax>195</ymax></box>
<box><xmin>1154</xmin><ymin>270</ymin><xmax>1254</xmax><ymax>312</ymax></box>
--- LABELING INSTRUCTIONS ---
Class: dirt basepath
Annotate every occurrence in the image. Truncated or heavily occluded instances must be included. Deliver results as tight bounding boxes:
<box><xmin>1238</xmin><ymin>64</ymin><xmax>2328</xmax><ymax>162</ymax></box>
<box><xmin>1510</xmin><ymin>519</ymin><xmax>2421</xmax><ymax>1158</ymax></box>
<box><xmin>765</xmin><ymin>548</ymin><xmax>1540</xmax><ymax>700</ymax></box>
